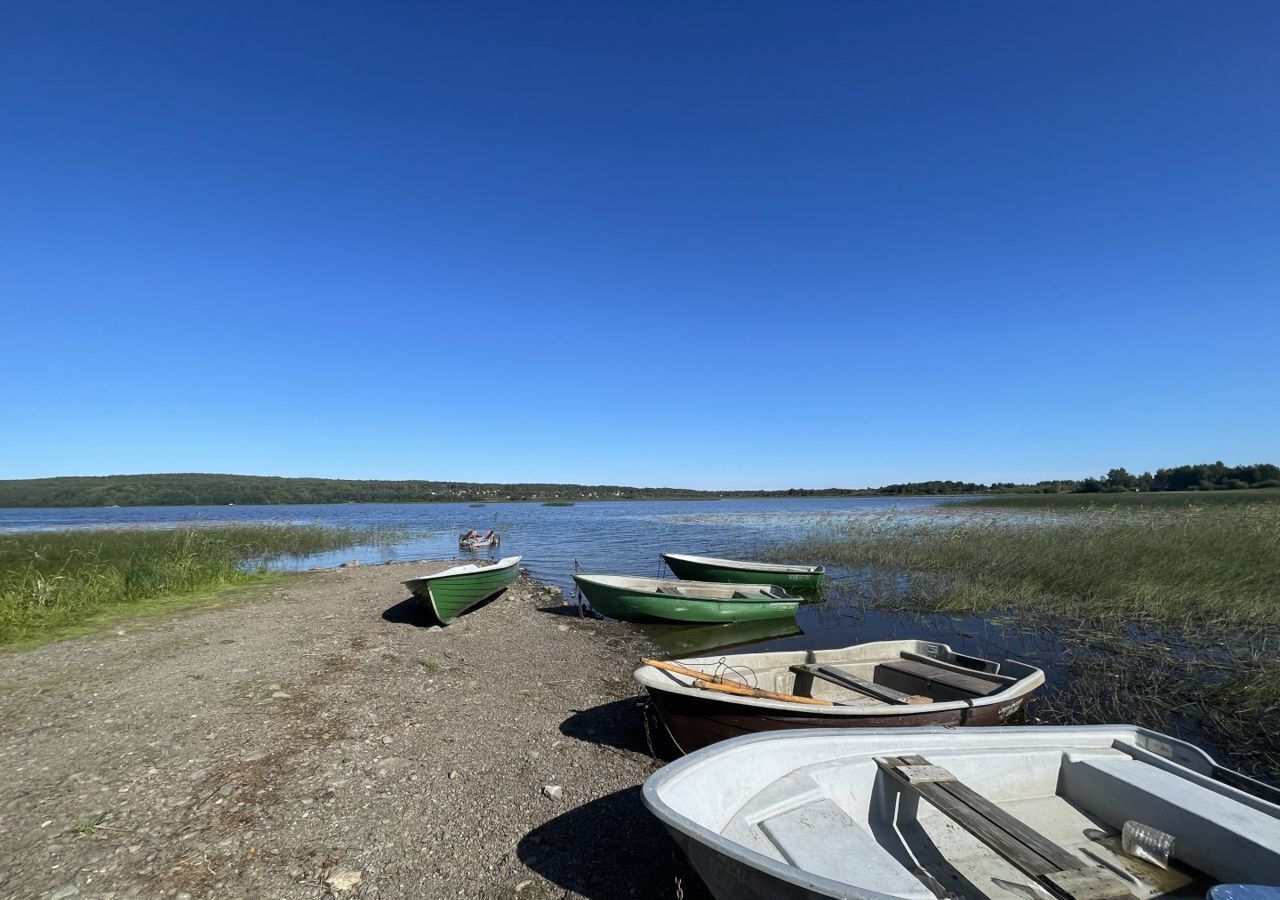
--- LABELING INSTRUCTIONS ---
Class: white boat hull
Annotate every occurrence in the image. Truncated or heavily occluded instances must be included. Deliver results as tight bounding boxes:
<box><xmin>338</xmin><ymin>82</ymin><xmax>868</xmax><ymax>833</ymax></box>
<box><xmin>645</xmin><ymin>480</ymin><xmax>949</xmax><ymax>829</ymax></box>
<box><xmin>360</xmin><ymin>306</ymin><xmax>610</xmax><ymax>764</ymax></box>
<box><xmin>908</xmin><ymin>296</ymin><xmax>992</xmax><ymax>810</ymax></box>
<box><xmin>644</xmin><ymin>726</ymin><xmax>1280</xmax><ymax>900</ymax></box>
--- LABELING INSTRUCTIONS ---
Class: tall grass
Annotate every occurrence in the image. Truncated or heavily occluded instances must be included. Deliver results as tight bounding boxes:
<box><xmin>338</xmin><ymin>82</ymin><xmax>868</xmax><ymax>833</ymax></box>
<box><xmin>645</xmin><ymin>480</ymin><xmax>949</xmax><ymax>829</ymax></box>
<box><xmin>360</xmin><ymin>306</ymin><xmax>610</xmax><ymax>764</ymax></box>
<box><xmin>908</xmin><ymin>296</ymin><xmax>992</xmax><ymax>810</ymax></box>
<box><xmin>967</xmin><ymin>487</ymin><xmax>1280</xmax><ymax>510</ymax></box>
<box><xmin>0</xmin><ymin>525</ymin><xmax>406</xmax><ymax>646</ymax></box>
<box><xmin>799</xmin><ymin>502</ymin><xmax>1280</xmax><ymax>627</ymax></box>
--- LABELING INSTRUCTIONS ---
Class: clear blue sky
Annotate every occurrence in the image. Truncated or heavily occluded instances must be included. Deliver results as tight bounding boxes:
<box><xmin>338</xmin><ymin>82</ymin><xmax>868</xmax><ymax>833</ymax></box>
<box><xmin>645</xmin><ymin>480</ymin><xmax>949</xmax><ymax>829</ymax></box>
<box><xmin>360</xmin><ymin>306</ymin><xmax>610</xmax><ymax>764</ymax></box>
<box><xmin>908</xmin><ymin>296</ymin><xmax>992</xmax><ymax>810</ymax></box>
<box><xmin>2</xmin><ymin>2</ymin><xmax>1276</xmax><ymax>489</ymax></box>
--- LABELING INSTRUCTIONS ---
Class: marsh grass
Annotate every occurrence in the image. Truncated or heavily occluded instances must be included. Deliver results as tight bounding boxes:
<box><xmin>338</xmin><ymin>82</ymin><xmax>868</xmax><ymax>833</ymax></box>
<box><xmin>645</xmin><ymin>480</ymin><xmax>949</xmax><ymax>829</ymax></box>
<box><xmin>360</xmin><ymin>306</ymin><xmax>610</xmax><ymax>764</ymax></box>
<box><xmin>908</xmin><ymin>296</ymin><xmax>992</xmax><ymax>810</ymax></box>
<box><xmin>798</xmin><ymin>502</ymin><xmax>1279</xmax><ymax>628</ymax></box>
<box><xmin>0</xmin><ymin>525</ymin><xmax>407</xmax><ymax>647</ymax></box>
<box><xmin>967</xmin><ymin>487</ymin><xmax>1280</xmax><ymax>511</ymax></box>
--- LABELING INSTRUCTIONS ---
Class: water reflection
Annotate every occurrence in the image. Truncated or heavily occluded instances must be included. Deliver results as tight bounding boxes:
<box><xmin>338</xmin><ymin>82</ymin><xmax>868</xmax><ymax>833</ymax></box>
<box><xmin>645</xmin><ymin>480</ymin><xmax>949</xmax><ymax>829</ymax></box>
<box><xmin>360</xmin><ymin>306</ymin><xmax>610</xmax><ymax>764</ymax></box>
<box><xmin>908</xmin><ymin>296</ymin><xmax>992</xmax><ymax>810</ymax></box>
<box><xmin>643</xmin><ymin>618</ymin><xmax>806</xmax><ymax>657</ymax></box>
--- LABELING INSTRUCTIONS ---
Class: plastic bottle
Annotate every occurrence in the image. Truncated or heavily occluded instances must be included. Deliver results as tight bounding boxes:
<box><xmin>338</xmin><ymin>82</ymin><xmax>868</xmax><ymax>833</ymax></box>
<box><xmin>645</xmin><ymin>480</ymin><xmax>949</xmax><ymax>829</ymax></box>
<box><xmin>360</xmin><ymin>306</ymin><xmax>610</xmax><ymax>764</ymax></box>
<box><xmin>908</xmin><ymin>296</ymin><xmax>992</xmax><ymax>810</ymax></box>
<box><xmin>1121</xmin><ymin>820</ymin><xmax>1175</xmax><ymax>868</ymax></box>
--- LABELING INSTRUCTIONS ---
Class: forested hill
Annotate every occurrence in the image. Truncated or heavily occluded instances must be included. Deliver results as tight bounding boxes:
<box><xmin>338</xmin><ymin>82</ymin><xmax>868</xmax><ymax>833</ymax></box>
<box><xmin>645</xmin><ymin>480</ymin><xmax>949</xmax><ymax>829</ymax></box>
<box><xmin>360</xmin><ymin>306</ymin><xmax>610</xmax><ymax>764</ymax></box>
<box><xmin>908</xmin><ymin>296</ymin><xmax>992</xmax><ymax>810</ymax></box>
<box><xmin>0</xmin><ymin>474</ymin><xmax>996</xmax><ymax>507</ymax></box>
<box><xmin>0</xmin><ymin>474</ymin><xmax>719</xmax><ymax>508</ymax></box>
<box><xmin>0</xmin><ymin>462</ymin><xmax>1275</xmax><ymax>507</ymax></box>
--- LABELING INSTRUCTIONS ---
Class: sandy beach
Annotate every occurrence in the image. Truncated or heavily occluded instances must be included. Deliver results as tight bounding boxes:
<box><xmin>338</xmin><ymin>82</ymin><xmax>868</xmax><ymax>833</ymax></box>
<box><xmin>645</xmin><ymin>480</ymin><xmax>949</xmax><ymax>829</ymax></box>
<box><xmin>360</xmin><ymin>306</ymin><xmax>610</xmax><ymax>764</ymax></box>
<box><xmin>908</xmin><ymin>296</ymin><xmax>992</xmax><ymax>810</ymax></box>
<box><xmin>0</xmin><ymin>563</ymin><xmax>698</xmax><ymax>899</ymax></box>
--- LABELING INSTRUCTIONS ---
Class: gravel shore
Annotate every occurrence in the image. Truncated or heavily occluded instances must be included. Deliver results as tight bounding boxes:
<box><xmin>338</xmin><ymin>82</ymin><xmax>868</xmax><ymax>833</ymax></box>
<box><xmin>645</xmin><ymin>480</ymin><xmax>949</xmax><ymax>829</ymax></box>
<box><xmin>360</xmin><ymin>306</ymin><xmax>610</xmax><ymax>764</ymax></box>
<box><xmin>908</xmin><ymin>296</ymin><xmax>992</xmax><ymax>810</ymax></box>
<box><xmin>0</xmin><ymin>563</ymin><xmax>700</xmax><ymax>899</ymax></box>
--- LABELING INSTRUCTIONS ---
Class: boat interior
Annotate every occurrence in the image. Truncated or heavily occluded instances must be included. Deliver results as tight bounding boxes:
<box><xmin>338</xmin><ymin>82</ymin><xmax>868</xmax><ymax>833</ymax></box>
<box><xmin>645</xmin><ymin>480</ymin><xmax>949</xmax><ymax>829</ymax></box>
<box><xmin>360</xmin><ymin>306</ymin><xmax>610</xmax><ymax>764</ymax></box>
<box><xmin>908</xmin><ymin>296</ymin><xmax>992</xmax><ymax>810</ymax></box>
<box><xmin>653</xmin><ymin>729</ymin><xmax>1280</xmax><ymax>900</ymax></box>
<box><xmin>406</xmin><ymin>556</ymin><xmax>521</xmax><ymax>584</ymax></box>
<box><xmin>666</xmin><ymin>640</ymin><xmax>1040</xmax><ymax>707</ymax></box>
<box><xmin>653</xmin><ymin>583</ymin><xmax>789</xmax><ymax>601</ymax></box>
<box><xmin>664</xmin><ymin>553</ymin><xmax>824</xmax><ymax>574</ymax></box>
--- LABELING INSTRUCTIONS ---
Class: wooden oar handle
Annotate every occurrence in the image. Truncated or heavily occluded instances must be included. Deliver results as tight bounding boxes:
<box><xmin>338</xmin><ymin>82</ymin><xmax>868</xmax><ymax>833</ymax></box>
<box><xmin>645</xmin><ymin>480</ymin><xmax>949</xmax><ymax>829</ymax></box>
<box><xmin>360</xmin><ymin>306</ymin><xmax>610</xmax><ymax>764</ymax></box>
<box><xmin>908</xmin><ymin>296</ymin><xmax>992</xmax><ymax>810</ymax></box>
<box><xmin>641</xmin><ymin>658</ymin><xmax>834</xmax><ymax>707</ymax></box>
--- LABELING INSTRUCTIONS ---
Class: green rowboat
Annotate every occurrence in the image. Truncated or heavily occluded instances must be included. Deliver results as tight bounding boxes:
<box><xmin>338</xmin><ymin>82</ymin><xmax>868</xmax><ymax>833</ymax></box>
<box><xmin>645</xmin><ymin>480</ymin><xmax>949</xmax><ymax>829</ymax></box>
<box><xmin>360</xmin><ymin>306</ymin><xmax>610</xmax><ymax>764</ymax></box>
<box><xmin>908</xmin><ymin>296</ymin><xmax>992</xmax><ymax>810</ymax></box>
<box><xmin>660</xmin><ymin>552</ymin><xmax>825</xmax><ymax>591</ymax></box>
<box><xmin>403</xmin><ymin>555</ymin><xmax>522</xmax><ymax>625</ymax></box>
<box><xmin>572</xmin><ymin>574</ymin><xmax>800</xmax><ymax>624</ymax></box>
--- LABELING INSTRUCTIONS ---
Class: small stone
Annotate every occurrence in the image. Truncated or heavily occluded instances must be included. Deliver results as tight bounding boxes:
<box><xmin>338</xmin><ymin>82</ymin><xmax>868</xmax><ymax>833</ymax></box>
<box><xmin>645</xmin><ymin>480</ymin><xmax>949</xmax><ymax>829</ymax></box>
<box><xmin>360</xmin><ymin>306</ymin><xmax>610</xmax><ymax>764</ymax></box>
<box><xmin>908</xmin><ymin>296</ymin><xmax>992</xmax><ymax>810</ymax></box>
<box><xmin>50</xmin><ymin>885</ymin><xmax>80</xmax><ymax>899</ymax></box>
<box><xmin>381</xmin><ymin>736</ymin><xmax>393</xmax><ymax>745</ymax></box>
<box><xmin>271</xmin><ymin>691</ymin><xmax>291</xmax><ymax>700</ymax></box>
<box><xmin>448</xmin><ymin>770</ymin><xmax>459</xmax><ymax>780</ymax></box>
<box><xmin>375</xmin><ymin>758</ymin><xmax>411</xmax><ymax>777</ymax></box>
<box><xmin>217</xmin><ymin>784</ymin><xmax>235</xmax><ymax>797</ymax></box>
<box><xmin>515</xmin><ymin>880</ymin><xmax>534</xmax><ymax>894</ymax></box>
<box><xmin>326</xmin><ymin>869</ymin><xmax>362</xmax><ymax>891</ymax></box>
<box><xmin>40</xmin><ymin>819</ymin><xmax>53</xmax><ymax>828</ymax></box>
<box><xmin>425</xmin><ymin>625</ymin><xmax>443</xmax><ymax>633</ymax></box>
<box><xmin>557</xmin><ymin>624</ymin><xmax>570</xmax><ymax>633</ymax></box>
<box><xmin>542</xmin><ymin>784</ymin><xmax>563</xmax><ymax>801</ymax></box>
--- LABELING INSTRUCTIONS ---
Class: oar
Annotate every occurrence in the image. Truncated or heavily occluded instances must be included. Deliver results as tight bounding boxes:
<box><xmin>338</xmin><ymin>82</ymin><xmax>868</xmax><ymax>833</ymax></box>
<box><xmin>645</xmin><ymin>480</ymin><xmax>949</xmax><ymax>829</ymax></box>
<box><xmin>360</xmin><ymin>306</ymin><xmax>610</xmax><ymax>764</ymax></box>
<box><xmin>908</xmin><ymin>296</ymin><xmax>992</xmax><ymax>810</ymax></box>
<box><xmin>641</xmin><ymin>658</ymin><xmax>834</xmax><ymax>707</ymax></box>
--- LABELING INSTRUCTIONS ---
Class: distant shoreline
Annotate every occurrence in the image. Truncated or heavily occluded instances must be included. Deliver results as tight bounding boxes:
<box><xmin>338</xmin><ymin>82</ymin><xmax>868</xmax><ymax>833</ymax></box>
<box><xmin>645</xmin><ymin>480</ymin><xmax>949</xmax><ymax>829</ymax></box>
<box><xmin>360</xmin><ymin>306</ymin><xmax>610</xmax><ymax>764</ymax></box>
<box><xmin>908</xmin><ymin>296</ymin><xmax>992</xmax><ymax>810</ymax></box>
<box><xmin>2</xmin><ymin>466</ymin><xmax>1274</xmax><ymax>509</ymax></box>
<box><xmin>0</xmin><ymin>493</ymin><xmax>965</xmax><ymax>511</ymax></box>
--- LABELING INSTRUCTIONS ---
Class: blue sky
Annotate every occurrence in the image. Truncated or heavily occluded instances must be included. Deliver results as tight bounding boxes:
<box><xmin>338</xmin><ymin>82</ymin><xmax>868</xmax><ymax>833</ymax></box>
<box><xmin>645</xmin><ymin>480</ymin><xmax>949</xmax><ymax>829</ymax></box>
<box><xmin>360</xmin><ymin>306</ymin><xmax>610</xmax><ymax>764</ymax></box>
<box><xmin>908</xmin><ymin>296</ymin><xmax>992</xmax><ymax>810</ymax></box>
<box><xmin>2</xmin><ymin>2</ymin><xmax>1276</xmax><ymax>489</ymax></box>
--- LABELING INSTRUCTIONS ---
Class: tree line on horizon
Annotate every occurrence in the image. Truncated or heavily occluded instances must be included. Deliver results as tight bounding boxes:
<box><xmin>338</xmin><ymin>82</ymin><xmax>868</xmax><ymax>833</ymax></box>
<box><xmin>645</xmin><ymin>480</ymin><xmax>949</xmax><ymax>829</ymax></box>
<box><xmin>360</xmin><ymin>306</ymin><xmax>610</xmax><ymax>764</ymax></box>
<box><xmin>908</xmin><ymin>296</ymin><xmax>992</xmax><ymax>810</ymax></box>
<box><xmin>0</xmin><ymin>462</ymin><xmax>1274</xmax><ymax>508</ymax></box>
<box><xmin>1073</xmin><ymin>461</ymin><xmax>1280</xmax><ymax>494</ymax></box>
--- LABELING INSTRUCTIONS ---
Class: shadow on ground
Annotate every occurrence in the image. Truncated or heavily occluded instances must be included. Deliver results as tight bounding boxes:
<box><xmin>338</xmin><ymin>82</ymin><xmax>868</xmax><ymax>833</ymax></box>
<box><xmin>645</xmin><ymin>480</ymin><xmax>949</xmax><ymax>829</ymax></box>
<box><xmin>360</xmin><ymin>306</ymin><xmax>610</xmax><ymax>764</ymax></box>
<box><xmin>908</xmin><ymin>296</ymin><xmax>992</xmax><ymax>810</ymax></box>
<box><xmin>537</xmin><ymin>602</ymin><xmax>600</xmax><ymax>619</ymax></box>
<box><xmin>381</xmin><ymin>596</ymin><xmax>437</xmax><ymax>627</ymax></box>
<box><xmin>517</xmin><ymin>786</ymin><xmax>710</xmax><ymax>899</ymax></box>
<box><xmin>382</xmin><ymin>589</ymin><xmax>512</xmax><ymax>629</ymax></box>
<box><xmin>560</xmin><ymin>697</ymin><xmax>658</xmax><ymax>756</ymax></box>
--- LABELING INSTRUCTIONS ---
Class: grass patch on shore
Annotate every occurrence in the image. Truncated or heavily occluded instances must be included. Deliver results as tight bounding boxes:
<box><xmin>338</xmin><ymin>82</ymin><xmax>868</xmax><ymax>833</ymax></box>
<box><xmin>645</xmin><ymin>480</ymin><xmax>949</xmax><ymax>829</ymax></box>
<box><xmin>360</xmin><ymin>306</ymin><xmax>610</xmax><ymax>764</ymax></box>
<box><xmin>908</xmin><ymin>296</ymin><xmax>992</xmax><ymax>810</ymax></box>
<box><xmin>0</xmin><ymin>525</ymin><xmax>407</xmax><ymax>647</ymax></box>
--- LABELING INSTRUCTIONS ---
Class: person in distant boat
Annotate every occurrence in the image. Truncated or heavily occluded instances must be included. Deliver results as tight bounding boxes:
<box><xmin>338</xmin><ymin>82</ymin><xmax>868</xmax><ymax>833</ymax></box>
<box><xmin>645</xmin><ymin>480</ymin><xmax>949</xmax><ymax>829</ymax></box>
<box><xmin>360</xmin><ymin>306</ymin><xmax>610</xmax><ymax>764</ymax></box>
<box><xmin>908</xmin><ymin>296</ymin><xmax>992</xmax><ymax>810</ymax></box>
<box><xmin>484</xmin><ymin>529</ymin><xmax>494</xmax><ymax>539</ymax></box>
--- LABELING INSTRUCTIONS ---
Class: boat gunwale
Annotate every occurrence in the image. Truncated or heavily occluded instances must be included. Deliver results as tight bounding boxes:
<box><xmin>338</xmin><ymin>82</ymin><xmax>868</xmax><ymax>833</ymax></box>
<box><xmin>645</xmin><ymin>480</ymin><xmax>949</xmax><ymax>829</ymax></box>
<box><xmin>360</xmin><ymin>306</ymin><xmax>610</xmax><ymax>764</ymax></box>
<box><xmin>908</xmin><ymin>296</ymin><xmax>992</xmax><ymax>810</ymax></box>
<box><xmin>572</xmin><ymin>573</ymin><xmax>799</xmax><ymax>605</ymax></box>
<box><xmin>402</xmin><ymin>555</ymin><xmax>522</xmax><ymax>589</ymax></box>
<box><xmin>640</xmin><ymin>725</ymin><xmax>1226</xmax><ymax>900</ymax></box>
<box><xmin>634</xmin><ymin>640</ymin><xmax>1045</xmax><ymax>716</ymax></box>
<box><xmin>661</xmin><ymin>552</ymin><xmax>826</xmax><ymax>576</ymax></box>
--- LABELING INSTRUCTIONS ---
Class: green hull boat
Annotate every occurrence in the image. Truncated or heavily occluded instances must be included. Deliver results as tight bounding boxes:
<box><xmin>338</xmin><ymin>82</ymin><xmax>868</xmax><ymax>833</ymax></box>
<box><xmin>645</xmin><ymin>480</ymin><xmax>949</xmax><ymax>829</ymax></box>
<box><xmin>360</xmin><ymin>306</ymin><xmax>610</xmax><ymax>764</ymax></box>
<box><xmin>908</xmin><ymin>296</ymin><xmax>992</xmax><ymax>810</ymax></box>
<box><xmin>660</xmin><ymin>552</ymin><xmax>825</xmax><ymax>591</ymax></box>
<box><xmin>572</xmin><ymin>574</ymin><xmax>800</xmax><ymax>624</ymax></box>
<box><xmin>403</xmin><ymin>555</ymin><xmax>522</xmax><ymax>625</ymax></box>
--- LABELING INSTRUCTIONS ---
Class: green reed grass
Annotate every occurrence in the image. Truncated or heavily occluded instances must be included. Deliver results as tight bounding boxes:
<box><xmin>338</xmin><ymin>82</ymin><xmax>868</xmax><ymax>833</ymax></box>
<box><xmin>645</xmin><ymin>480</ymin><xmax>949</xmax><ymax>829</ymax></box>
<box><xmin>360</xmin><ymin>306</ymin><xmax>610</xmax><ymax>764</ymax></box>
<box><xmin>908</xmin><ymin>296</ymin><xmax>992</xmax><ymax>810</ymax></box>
<box><xmin>797</xmin><ymin>502</ymin><xmax>1279</xmax><ymax>628</ymax></box>
<box><xmin>0</xmin><ymin>525</ymin><xmax>407</xmax><ymax>647</ymax></box>
<box><xmin>967</xmin><ymin>486</ymin><xmax>1280</xmax><ymax>510</ymax></box>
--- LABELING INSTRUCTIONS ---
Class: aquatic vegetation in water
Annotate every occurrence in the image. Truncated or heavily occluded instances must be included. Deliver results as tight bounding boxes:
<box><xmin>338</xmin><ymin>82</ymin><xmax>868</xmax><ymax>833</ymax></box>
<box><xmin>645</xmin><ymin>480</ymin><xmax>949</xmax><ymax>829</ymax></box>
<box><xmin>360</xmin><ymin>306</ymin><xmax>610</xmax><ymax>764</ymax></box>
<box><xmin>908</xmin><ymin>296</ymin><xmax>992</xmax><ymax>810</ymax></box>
<box><xmin>790</xmin><ymin>502</ymin><xmax>1280</xmax><ymax>628</ymax></box>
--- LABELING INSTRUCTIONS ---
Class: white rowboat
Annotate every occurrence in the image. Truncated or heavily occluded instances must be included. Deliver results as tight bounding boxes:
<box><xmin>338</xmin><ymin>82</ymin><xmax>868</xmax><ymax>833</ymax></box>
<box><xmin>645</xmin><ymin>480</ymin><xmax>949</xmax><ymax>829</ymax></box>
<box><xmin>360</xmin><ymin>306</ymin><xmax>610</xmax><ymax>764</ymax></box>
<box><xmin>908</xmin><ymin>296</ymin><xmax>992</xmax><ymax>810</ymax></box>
<box><xmin>643</xmin><ymin>725</ymin><xmax>1280</xmax><ymax>900</ymax></box>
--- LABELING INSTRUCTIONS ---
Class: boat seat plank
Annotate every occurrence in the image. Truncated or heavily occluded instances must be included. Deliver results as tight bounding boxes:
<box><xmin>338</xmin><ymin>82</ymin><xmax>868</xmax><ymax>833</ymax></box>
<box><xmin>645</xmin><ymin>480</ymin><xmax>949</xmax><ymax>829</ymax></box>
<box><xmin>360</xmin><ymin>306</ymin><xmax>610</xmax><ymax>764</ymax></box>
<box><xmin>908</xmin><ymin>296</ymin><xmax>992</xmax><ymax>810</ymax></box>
<box><xmin>877</xmin><ymin>659</ymin><xmax>1005</xmax><ymax>697</ymax></box>
<box><xmin>879</xmin><ymin>755</ymin><xmax>1140</xmax><ymax>900</ymax></box>
<box><xmin>901</xmin><ymin>650</ymin><xmax>1017</xmax><ymax>683</ymax></box>
<box><xmin>790</xmin><ymin>664</ymin><xmax>913</xmax><ymax>705</ymax></box>
<box><xmin>757</xmin><ymin>798</ymin><xmax>936</xmax><ymax>900</ymax></box>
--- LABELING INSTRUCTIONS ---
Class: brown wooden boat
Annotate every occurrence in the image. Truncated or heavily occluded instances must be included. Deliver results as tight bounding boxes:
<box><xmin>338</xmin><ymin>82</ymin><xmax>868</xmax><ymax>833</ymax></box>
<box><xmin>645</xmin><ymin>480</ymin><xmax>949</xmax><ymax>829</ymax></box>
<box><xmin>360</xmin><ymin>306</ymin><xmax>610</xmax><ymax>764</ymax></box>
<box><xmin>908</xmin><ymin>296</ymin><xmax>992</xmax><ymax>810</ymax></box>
<box><xmin>634</xmin><ymin>639</ymin><xmax>1045</xmax><ymax>754</ymax></box>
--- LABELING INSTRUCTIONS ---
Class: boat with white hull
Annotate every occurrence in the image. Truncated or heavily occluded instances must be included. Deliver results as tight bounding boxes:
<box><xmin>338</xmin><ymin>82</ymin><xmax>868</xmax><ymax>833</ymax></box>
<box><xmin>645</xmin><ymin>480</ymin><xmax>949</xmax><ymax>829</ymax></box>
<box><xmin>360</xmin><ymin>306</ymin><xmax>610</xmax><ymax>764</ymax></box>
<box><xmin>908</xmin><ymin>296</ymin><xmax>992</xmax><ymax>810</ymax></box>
<box><xmin>643</xmin><ymin>725</ymin><xmax>1280</xmax><ymax>900</ymax></box>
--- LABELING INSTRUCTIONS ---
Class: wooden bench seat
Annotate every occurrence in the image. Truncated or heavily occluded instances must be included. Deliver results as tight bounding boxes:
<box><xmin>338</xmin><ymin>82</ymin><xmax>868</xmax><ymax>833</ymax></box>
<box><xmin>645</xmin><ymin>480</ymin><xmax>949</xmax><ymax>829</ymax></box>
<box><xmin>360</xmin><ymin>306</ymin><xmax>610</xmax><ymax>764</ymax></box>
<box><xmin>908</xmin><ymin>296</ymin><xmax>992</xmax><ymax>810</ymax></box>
<box><xmin>876</xmin><ymin>658</ymin><xmax>1006</xmax><ymax>699</ymax></box>
<box><xmin>878</xmin><ymin>755</ymin><xmax>1139</xmax><ymax>900</ymax></box>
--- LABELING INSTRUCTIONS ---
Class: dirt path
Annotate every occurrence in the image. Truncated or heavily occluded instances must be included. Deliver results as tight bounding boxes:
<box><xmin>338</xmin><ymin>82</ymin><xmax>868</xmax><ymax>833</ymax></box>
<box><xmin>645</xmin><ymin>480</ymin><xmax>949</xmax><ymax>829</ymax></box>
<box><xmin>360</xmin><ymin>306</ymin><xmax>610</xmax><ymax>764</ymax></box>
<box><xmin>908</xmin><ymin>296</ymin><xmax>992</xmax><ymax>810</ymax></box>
<box><xmin>0</xmin><ymin>563</ymin><xmax>694</xmax><ymax>900</ymax></box>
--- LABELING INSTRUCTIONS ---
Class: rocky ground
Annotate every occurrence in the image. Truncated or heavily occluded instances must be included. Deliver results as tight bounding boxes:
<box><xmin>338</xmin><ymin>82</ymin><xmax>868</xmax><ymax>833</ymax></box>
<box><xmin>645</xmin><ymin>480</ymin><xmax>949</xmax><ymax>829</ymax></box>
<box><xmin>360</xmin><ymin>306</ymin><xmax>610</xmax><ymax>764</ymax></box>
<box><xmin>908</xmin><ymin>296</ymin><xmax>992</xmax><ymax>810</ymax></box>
<box><xmin>0</xmin><ymin>563</ymin><xmax>704</xmax><ymax>899</ymax></box>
